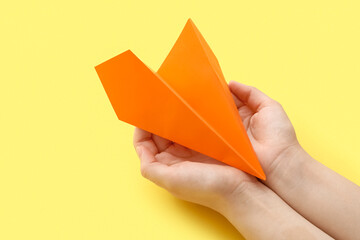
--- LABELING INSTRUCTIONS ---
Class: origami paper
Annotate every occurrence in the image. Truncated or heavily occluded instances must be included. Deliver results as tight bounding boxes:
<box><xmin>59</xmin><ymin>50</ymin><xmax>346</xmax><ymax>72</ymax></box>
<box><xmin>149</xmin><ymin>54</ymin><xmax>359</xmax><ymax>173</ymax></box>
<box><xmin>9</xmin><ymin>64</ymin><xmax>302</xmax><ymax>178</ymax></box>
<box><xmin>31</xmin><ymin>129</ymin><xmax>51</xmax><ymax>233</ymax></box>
<box><xmin>95</xmin><ymin>19</ymin><xmax>266</xmax><ymax>180</ymax></box>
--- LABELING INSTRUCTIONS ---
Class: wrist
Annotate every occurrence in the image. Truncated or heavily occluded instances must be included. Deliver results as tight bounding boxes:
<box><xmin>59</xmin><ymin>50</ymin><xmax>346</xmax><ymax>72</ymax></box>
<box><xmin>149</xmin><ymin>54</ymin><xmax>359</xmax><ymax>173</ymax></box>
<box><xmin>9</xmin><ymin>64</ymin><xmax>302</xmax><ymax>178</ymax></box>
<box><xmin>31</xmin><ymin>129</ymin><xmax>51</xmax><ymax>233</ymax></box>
<box><xmin>219</xmin><ymin>180</ymin><xmax>264</xmax><ymax>218</ymax></box>
<box><xmin>265</xmin><ymin>142</ymin><xmax>310</xmax><ymax>192</ymax></box>
<box><xmin>218</xmin><ymin>143</ymin><xmax>308</xmax><ymax>215</ymax></box>
<box><xmin>218</xmin><ymin>179</ymin><xmax>300</xmax><ymax>239</ymax></box>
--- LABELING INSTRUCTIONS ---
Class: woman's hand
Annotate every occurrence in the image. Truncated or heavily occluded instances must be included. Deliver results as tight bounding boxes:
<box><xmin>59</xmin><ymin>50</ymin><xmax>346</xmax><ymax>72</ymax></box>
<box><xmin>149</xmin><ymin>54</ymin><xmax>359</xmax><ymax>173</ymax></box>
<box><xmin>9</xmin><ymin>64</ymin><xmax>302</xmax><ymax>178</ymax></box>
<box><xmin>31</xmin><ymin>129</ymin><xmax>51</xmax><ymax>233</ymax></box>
<box><xmin>228</xmin><ymin>81</ymin><xmax>299</xmax><ymax>177</ymax></box>
<box><xmin>133</xmin><ymin>80</ymin><xmax>298</xmax><ymax>208</ymax></box>
<box><xmin>133</xmin><ymin>81</ymin><xmax>360</xmax><ymax>240</ymax></box>
<box><xmin>133</xmin><ymin>128</ymin><xmax>255</xmax><ymax>213</ymax></box>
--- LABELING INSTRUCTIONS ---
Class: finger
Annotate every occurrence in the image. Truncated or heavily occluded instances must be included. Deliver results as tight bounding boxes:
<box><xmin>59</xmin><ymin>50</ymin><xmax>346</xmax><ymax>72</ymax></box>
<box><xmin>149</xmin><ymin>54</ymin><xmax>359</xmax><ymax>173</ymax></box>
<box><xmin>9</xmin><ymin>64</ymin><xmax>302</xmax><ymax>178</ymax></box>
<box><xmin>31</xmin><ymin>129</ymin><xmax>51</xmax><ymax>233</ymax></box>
<box><xmin>229</xmin><ymin>81</ymin><xmax>276</xmax><ymax>112</ymax></box>
<box><xmin>231</xmin><ymin>91</ymin><xmax>254</xmax><ymax>127</ymax></box>
<box><xmin>152</xmin><ymin>134</ymin><xmax>173</xmax><ymax>152</ymax></box>
<box><xmin>231</xmin><ymin>92</ymin><xmax>245</xmax><ymax>108</ymax></box>
<box><xmin>133</xmin><ymin>128</ymin><xmax>157</xmax><ymax>155</ymax></box>
<box><xmin>135</xmin><ymin>145</ymin><xmax>172</xmax><ymax>189</ymax></box>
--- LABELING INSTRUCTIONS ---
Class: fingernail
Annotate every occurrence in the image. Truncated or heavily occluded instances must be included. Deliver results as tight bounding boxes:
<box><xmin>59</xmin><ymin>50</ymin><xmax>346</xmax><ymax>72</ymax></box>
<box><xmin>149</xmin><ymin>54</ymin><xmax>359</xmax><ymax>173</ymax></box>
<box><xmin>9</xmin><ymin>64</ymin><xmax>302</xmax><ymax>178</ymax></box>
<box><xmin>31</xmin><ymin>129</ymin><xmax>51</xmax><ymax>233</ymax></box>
<box><xmin>135</xmin><ymin>146</ymin><xmax>142</xmax><ymax>157</ymax></box>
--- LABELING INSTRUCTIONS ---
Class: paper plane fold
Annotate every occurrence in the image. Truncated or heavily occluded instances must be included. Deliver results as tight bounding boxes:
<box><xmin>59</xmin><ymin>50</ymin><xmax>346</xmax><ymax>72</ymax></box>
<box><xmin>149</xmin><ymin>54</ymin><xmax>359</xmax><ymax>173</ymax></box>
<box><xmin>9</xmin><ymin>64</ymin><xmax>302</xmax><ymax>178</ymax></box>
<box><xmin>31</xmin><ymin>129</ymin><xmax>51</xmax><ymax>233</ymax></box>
<box><xmin>95</xmin><ymin>19</ymin><xmax>266</xmax><ymax>180</ymax></box>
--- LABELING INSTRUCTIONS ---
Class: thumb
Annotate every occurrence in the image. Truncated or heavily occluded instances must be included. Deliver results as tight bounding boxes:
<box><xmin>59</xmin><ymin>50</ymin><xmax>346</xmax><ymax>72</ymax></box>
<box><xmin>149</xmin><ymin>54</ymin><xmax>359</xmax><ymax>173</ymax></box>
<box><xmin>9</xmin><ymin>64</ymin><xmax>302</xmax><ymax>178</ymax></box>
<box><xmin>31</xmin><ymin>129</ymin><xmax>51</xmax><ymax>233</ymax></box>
<box><xmin>228</xmin><ymin>81</ymin><xmax>276</xmax><ymax>112</ymax></box>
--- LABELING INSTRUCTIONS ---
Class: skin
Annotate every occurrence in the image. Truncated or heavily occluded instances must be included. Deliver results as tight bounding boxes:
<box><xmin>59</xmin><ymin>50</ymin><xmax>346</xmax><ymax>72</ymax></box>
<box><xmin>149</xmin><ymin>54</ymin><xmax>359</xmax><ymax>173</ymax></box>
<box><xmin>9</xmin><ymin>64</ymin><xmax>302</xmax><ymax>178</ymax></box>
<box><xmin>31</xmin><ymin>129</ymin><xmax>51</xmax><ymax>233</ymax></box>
<box><xmin>133</xmin><ymin>80</ymin><xmax>360</xmax><ymax>240</ymax></box>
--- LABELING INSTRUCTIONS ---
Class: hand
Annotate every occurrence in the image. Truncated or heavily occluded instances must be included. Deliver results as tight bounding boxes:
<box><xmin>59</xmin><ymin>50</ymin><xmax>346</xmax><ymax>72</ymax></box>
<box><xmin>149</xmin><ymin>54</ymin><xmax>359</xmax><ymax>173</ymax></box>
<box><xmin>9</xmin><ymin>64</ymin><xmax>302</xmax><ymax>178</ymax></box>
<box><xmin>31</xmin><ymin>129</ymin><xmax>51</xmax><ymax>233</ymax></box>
<box><xmin>133</xmin><ymin>81</ymin><xmax>360</xmax><ymax>240</ymax></box>
<box><xmin>133</xmin><ymin>81</ymin><xmax>298</xmax><ymax>210</ymax></box>
<box><xmin>228</xmin><ymin>81</ymin><xmax>299</xmax><ymax>175</ymax></box>
<box><xmin>133</xmin><ymin>127</ymin><xmax>254</xmax><ymax>213</ymax></box>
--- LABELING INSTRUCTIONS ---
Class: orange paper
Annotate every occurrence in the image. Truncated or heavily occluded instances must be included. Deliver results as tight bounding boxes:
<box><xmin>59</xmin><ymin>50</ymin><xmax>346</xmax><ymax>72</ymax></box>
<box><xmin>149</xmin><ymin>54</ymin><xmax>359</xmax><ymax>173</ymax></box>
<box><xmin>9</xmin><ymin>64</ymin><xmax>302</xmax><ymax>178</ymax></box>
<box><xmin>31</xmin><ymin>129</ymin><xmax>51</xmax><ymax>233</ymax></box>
<box><xmin>95</xmin><ymin>19</ymin><xmax>266</xmax><ymax>180</ymax></box>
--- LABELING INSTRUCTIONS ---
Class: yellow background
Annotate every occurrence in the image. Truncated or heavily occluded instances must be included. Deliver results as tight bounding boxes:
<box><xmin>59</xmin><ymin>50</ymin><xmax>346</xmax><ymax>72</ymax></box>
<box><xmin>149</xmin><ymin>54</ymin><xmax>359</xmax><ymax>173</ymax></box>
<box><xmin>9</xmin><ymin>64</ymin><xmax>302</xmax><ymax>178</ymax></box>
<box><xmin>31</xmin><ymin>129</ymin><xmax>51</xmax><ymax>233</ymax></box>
<box><xmin>1</xmin><ymin>0</ymin><xmax>360</xmax><ymax>239</ymax></box>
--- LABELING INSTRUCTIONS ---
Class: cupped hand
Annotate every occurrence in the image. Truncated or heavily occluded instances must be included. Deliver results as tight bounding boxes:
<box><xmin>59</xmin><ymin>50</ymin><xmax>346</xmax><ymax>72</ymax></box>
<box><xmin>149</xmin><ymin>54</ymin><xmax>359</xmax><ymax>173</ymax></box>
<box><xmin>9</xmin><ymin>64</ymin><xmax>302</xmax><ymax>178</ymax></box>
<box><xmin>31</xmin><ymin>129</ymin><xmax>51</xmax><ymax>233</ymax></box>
<box><xmin>133</xmin><ymin>81</ymin><xmax>298</xmax><ymax>209</ymax></box>
<box><xmin>228</xmin><ymin>81</ymin><xmax>299</xmax><ymax>175</ymax></box>
<box><xmin>133</xmin><ymin>128</ymin><xmax>254</xmax><ymax>212</ymax></box>
<box><xmin>133</xmin><ymin>80</ymin><xmax>360</xmax><ymax>240</ymax></box>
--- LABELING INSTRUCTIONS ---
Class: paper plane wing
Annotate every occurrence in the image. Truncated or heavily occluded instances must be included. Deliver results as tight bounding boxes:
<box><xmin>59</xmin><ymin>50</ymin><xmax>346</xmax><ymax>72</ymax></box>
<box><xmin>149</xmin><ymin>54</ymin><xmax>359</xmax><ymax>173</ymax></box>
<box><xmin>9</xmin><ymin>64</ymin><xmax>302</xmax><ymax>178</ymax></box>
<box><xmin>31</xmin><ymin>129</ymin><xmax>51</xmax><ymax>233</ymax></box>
<box><xmin>157</xmin><ymin>19</ymin><xmax>265</xmax><ymax>179</ymax></box>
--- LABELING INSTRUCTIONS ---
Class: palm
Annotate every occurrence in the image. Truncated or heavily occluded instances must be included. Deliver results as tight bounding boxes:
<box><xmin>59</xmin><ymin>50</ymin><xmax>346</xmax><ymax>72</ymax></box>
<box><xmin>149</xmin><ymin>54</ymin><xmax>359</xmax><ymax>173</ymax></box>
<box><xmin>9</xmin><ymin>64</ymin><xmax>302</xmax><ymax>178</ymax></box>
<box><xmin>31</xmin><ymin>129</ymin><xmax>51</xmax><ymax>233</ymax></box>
<box><xmin>134</xmin><ymin>130</ymin><xmax>255</xmax><ymax>209</ymax></box>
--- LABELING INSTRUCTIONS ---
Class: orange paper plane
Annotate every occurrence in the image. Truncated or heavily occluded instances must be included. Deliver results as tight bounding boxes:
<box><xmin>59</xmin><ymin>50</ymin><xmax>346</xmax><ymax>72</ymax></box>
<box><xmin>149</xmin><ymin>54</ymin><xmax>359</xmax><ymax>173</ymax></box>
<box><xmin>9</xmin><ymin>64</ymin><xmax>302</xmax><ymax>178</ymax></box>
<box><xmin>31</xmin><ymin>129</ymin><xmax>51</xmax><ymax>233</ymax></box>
<box><xmin>95</xmin><ymin>19</ymin><xmax>266</xmax><ymax>180</ymax></box>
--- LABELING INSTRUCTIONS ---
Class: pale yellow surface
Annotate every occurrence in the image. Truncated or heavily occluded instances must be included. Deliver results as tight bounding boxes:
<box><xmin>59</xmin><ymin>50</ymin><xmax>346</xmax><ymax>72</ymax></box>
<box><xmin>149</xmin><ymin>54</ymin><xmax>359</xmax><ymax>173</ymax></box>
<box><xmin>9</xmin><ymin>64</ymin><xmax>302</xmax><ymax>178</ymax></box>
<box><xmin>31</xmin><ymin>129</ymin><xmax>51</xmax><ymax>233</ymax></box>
<box><xmin>1</xmin><ymin>1</ymin><xmax>360</xmax><ymax>239</ymax></box>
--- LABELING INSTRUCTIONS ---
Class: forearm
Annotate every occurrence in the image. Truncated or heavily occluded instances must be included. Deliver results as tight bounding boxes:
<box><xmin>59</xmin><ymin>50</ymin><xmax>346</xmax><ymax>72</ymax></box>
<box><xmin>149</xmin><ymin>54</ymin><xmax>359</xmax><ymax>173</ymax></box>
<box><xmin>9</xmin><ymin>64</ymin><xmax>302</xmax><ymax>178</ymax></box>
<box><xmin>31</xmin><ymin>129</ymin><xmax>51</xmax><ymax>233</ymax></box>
<box><xmin>219</xmin><ymin>181</ymin><xmax>331</xmax><ymax>240</ymax></box>
<box><xmin>266</xmin><ymin>144</ymin><xmax>360</xmax><ymax>239</ymax></box>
